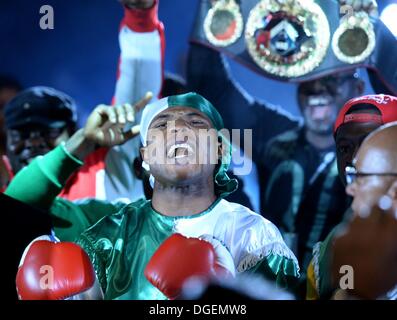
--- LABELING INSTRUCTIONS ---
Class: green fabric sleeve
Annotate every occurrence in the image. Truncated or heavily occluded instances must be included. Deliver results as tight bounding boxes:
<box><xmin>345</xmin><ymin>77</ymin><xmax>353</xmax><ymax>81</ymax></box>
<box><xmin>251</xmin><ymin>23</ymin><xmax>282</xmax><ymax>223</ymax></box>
<box><xmin>317</xmin><ymin>227</ymin><xmax>337</xmax><ymax>299</ymax></box>
<box><xmin>75</xmin><ymin>205</ymin><xmax>132</xmax><ymax>295</ymax></box>
<box><xmin>5</xmin><ymin>144</ymin><xmax>127</xmax><ymax>242</ymax></box>
<box><xmin>249</xmin><ymin>253</ymin><xmax>300</xmax><ymax>292</ymax></box>
<box><xmin>77</xmin><ymin>231</ymin><xmax>109</xmax><ymax>293</ymax></box>
<box><xmin>5</xmin><ymin>144</ymin><xmax>83</xmax><ymax>210</ymax></box>
<box><xmin>75</xmin><ymin>199</ymin><xmax>152</xmax><ymax>298</ymax></box>
<box><xmin>50</xmin><ymin>198</ymin><xmax>126</xmax><ymax>242</ymax></box>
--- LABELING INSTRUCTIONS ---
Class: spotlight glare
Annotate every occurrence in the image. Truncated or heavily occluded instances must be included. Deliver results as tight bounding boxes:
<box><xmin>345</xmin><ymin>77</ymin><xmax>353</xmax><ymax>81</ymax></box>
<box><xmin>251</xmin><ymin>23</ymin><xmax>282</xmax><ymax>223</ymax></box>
<box><xmin>380</xmin><ymin>3</ymin><xmax>397</xmax><ymax>37</ymax></box>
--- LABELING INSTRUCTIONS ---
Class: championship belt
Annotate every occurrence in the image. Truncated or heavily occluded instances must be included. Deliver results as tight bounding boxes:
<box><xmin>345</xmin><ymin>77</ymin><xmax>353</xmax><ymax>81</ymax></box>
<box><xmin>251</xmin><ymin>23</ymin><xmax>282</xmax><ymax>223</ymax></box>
<box><xmin>191</xmin><ymin>0</ymin><xmax>397</xmax><ymax>95</ymax></box>
<box><xmin>244</xmin><ymin>0</ymin><xmax>330</xmax><ymax>78</ymax></box>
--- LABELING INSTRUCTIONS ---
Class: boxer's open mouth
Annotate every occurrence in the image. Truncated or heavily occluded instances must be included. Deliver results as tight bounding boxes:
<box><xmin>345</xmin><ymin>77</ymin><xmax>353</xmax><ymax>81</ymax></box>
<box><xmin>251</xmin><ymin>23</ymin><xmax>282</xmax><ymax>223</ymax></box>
<box><xmin>167</xmin><ymin>143</ymin><xmax>194</xmax><ymax>159</ymax></box>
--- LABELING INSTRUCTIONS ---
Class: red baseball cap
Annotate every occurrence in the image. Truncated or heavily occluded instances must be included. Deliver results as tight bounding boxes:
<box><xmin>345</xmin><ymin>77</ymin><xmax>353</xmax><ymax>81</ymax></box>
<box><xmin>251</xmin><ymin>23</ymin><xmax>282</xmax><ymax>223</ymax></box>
<box><xmin>334</xmin><ymin>94</ymin><xmax>397</xmax><ymax>135</ymax></box>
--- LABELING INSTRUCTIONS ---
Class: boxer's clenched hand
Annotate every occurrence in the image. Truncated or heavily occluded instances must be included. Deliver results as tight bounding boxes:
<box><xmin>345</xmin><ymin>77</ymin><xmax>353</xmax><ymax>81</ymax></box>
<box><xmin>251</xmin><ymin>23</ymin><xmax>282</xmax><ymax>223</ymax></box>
<box><xmin>144</xmin><ymin>233</ymin><xmax>234</xmax><ymax>300</ymax></box>
<box><xmin>199</xmin><ymin>234</ymin><xmax>236</xmax><ymax>278</ymax></box>
<box><xmin>65</xmin><ymin>92</ymin><xmax>152</xmax><ymax>160</ymax></box>
<box><xmin>16</xmin><ymin>235</ymin><xmax>103</xmax><ymax>300</ymax></box>
<box><xmin>83</xmin><ymin>92</ymin><xmax>152</xmax><ymax>147</ymax></box>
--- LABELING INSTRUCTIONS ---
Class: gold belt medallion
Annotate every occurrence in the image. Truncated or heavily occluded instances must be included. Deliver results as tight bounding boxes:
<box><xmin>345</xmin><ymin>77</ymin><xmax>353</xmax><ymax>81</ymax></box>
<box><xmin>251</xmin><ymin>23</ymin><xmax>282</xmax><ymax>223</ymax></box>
<box><xmin>332</xmin><ymin>11</ymin><xmax>376</xmax><ymax>64</ymax></box>
<box><xmin>245</xmin><ymin>0</ymin><xmax>330</xmax><ymax>78</ymax></box>
<box><xmin>204</xmin><ymin>0</ymin><xmax>244</xmax><ymax>47</ymax></box>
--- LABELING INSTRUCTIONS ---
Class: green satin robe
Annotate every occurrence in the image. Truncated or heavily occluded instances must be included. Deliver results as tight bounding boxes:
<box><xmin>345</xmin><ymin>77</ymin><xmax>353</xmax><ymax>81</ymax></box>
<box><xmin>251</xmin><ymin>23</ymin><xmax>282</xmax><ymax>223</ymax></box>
<box><xmin>77</xmin><ymin>198</ymin><xmax>300</xmax><ymax>300</ymax></box>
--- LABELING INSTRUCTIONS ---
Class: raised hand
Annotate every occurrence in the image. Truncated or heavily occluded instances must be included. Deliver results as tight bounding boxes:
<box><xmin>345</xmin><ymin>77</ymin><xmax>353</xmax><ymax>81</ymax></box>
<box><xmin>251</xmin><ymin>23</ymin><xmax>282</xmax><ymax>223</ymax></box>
<box><xmin>83</xmin><ymin>92</ymin><xmax>152</xmax><ymax>147</ymax></box>
<box><xmin>65</xmin><ymin>92</ymin><xmax>152</xmax><ymax>160</ymax></box>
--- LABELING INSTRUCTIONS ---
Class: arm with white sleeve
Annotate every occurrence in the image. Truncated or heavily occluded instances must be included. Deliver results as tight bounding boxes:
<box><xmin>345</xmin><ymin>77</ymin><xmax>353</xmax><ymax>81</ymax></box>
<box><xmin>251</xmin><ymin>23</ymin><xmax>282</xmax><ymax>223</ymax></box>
<box><xmin>62</xmin><ymin>1</ymin><xmax>165</xmax><ymax>203</ymax></box>
<box><xmin>99</xmin><ymin>0</ymin><xmax>164</xmax><ymax>202</ymax></box>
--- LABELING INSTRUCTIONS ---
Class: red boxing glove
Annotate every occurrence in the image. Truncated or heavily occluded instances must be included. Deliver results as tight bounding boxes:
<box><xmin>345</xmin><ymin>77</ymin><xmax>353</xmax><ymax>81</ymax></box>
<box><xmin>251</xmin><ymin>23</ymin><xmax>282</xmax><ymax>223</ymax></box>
<box><xmin>144</xmin><ymin>233</ymin><xmax>234</xmax><ymax>299</ymax></box>
<box><xmin>16</xmin><ymin>235</ymin><xmax>97</xmax><ymax>300</ymax></box>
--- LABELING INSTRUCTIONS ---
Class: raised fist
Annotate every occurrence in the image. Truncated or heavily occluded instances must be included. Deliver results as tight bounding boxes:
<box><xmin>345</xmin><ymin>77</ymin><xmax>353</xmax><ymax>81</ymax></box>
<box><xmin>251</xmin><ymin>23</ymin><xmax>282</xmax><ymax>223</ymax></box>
<box><xmin>83</xmin><ymin>92</ymin><xmax>152</xmax><ymax>148</ymax></box>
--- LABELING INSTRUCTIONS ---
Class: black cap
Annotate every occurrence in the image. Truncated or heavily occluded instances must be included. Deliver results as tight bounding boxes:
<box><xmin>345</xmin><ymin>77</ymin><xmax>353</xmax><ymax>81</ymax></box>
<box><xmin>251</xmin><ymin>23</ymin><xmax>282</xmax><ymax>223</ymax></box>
<box><xmin>4</xmin><ymin>86</ymin><xmax>77</xmax><ymax>130</ymax></box>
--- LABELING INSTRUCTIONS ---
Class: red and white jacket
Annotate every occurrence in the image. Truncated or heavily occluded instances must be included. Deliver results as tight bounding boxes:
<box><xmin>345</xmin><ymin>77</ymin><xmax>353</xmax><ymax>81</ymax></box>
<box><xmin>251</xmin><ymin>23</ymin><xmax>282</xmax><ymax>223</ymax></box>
<box><xmin>60</xmin><ymin>2</ymin><xmax>164</xmax><ymax>203</ymax></box>
<box><xmin>1</xmin><ymin>2</ymin><xmax>164</xmax><ymax>201</ymax></box>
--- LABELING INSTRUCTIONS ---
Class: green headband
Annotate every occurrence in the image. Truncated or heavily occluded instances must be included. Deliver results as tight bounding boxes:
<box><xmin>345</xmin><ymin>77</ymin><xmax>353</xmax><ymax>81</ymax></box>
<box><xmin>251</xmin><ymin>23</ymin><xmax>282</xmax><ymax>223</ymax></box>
<box><xmin>143</xmin><ymin>92</ymin><xmax>238</xmax><ymax>198</ymax></box>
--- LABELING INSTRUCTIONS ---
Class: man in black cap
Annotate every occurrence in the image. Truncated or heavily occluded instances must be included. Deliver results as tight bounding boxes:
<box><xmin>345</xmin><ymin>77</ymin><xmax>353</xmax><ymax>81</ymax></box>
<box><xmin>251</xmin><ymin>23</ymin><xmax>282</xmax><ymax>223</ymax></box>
<box><xmin>1</xmin><ymin>86</ymin><xmax>75</xmax><ymax>299</ymax></box>
<box><xmin>4</xmin><ymin>86</ymin><xmax>77</xmax><ymax>175</ymax></box>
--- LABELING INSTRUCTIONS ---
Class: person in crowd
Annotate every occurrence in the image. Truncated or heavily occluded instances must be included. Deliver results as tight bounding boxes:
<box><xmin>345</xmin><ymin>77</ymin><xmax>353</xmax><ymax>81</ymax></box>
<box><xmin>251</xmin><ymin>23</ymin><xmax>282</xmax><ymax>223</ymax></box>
<box><xmin>186</xmin><ymin>0</ymin><xmax>379</xmax><ymax>287</ymax></box>
<box><xmin>330</xmin><ymin>122</ymin><xmax>397</xmax><ymax>300</ymax></box>
<box><xmin>13</xmin><ymin>92</ymin><xmax>300</xmax><ymax>300</ymax></box>
<box><xmin>306</xmin><ymin>94</ymin><xmax>397</xmax><ymax>300</ymax></box>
